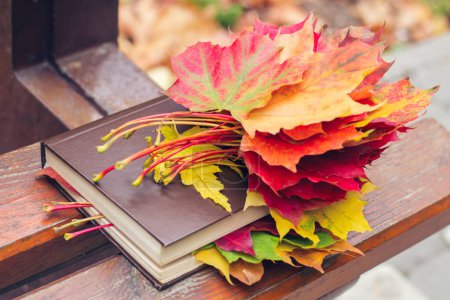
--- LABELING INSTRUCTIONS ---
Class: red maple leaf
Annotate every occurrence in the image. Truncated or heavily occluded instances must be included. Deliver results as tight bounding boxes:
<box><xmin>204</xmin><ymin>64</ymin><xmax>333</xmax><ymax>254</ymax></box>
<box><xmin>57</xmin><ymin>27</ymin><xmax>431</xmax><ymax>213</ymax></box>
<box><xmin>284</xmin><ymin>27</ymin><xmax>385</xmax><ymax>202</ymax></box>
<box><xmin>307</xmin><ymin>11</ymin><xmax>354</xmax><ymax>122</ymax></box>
<box><xmin>281</xmin><ymin>180</ymin><xmax>347</xmax><ymax>202</ymax></box>
<box><xmin>249</xmin><ymin>176</ymin><xmax>339</xmax><ymax>225</ymax></box>
<box><xmin>241</xmin><ymin>124</ymin><xmax>364</xmax><ymax>172</ymax></box>
<box><xmin>241</xmin><ymin>151</ymin><xmax>361</xmax><ymax>192</ymax></box>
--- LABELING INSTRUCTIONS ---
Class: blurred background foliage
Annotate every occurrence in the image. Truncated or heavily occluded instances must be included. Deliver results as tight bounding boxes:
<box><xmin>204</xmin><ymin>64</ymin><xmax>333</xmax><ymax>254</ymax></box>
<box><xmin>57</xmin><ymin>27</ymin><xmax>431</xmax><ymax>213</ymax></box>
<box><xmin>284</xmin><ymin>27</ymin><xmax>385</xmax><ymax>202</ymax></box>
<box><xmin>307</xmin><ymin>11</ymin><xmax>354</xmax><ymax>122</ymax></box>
<box><xmin>118</xmin><ymin>0</ymin><xmax>450</xmax><ymax>89</ymax></box>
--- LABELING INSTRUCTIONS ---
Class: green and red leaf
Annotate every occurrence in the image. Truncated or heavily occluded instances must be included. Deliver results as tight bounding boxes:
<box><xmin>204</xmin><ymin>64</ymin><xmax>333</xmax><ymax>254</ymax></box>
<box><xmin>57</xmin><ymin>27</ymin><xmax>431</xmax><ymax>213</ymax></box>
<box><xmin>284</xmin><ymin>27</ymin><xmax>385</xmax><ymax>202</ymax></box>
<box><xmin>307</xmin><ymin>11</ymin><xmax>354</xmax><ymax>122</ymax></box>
<box><xmin>166</xmin><ymin>30</ymin><xmax>305</xmax><ymax>121</ymax></box>
<box><xmin>215</xmin><ymin>220</ymin><xmax>278</xmax><ymax>255</ymax></box>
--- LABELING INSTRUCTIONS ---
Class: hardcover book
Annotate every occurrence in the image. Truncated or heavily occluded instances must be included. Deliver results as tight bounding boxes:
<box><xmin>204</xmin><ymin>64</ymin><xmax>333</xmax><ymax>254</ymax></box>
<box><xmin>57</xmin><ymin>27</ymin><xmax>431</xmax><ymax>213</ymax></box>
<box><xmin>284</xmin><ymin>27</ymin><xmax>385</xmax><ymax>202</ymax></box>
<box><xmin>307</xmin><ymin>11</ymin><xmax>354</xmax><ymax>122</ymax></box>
<box><xmin>41</xmin><ymin>96</ymin><xmax>268</xmax><ymax>288</ymax></box>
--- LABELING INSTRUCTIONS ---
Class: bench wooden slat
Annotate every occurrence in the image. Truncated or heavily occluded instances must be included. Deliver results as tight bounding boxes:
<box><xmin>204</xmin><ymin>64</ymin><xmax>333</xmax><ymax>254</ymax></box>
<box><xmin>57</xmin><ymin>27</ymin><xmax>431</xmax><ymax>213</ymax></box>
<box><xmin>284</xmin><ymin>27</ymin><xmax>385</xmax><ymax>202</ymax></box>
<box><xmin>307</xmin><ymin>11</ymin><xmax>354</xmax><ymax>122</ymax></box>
<box><xmin>7</xmin><ymin>118</ymin><xmax>447</xmax><ymax>299</ymax></box>
<box><xmin>0</xmin><ymin>0</ymin><xmax>162</xmax><ymax>154</ymax></box>
<box><xmin>57</xmin><ymin>43</ymin><xmax>162</xmax><ymax>115</ymax></box>
<box><xmin>0</xmin><ymin>145</ymin><xmax>110</xmax><ymax>290</ymax></box>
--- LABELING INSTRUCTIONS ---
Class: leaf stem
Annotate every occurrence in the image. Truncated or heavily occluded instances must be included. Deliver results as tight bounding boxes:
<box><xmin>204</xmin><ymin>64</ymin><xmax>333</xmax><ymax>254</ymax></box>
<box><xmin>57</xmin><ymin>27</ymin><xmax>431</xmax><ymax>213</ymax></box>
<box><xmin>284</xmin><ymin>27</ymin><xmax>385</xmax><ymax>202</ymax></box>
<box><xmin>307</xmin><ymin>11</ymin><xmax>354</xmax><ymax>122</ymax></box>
<box><xmin>53</xmin><ymin>215</ymin><xmax>105</xmax><ymax>233</ymax></box>
<box><xmin>43</xmin><ymin>203</ymin><xmax>93</xmax><ymax>212</ymax></box>
<box><xmin>114</xmin><ymin>127</ymin><xmax>241</xmax><ymax>170</ymax></box>
<box><xmin>98</xmin><ymin>120</ymin><xmax>238</xmax><ymax>153</ymax></box>
<box><xmin>64</xmin><ymin>224</ymin><xmax>113</xmax><ymax>240</ymax></box>
<box><xmin>159</xmin><ymin>149</ymin><xmax>240</xmax><ymax>184</ymax></box>
<box><xmin>101</xmin><ymin>112</ymin><xmax>238</xmax><ymax>142</ymax></box>
<box><xmin>95</xmin><ymin>112</ymin><xmax>244</xmax><ymax>186</ymax></box>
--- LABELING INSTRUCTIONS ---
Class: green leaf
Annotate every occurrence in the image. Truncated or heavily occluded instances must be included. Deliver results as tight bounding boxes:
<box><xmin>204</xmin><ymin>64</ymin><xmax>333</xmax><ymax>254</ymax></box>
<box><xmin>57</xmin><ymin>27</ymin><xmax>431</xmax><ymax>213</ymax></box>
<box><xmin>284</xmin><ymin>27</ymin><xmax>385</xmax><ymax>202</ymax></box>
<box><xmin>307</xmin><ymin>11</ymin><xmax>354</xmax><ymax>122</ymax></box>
<box><xmin>217</xmin><ymin>247</ymin><xmax>262</xmax><ymax>264</ymax></box>
<box><xmin>283</xmin><ymin>231</ymin><xmax>336</xmax><ymax>249</ymax></box>
<box><xmin>283</xmin><ymin>235</ymin><xmax>314</xmax><ymax>249</ymax></box>
<box><xmin>192</xmin><ymin>242</ymin><xmax>215</xmax><ymax>254</ymax></box>
<box><xmin>316</xmin><ymin>232</ymin><xmax>337</xmax><ymax>248</ymax></box>
<box><xmin>194</xmin><ymin>247</ymin><xmax>233</xmax><ymax>284</ymax></box>
<box><xmin>251</xmin><ymin>232</ymin><xmax>282</xmax><ymax>261</ymax></box>
<box><xmin>216</xmin><ymin>231</ymin><xmax>282</xmax><ymax>263</ymax></box>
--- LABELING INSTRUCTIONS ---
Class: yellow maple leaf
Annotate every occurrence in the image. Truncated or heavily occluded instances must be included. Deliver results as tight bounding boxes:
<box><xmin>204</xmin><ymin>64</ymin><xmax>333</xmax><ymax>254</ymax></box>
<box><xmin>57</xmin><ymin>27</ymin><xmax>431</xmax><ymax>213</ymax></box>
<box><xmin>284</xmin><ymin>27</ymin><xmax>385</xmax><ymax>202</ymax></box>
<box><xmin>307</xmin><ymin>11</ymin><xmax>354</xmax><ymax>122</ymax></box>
<box><xmin>361</xmin><ymin>180</ymin><xmax>377</xmax><ymax>194</ymax></box>
<box><xmin>269</xmin><ymin>182</ymin><xmax>374</xmax><ymax>242</ymax></box>
<box><xmin>270</xmin><ymin>209</ymin><xmax>319</xmax><ymax>245</ymax></box>
<box><xmin>154</xmin><ymin>125</ymin><xmax>232</xmax><ymax>212</ymax></box>
<box><xmin>275</xmin><ymin>242</ymin><xmax>298</xmax><ymax>266</ymax></box>
<box><xmin>153</xmin><ymin>125</ymin><xmax>219</xmax><ymax>182</ymax></box>
<box><xmin>304</xmin><ymin>188</ymin><xmax>372</xmax><ymax>240</ymax></box>
<box><xmin>181</xmin><ymin>165</ymin><xmax>231</xmax><ymax>212</ymax></box>
<box><xmin>194</xmin><ymin>247</ymin><xmax>233</xmax><ymax>285</ymax></box>
<box><xmin>243</xmin><ymin>190</ymin><xmax>266</xmax><ymax>211</ymax></box>
<box><xmin>241</xmin><ymin>41</ymin><xmax>384</xmax><ymax>137</ymax></box>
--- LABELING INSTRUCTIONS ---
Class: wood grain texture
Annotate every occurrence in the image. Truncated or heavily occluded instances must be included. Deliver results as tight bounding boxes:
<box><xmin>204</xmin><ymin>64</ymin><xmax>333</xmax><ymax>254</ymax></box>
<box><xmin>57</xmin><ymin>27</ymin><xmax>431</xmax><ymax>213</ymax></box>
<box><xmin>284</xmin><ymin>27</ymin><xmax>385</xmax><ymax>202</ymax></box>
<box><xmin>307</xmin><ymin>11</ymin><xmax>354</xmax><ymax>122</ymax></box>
<box><xmin>1</xmin><ymin>0</ymin><xmax>161</xmax><ymax>153</ymax></box>
<box><xmin>1</xmin><ymin>244</ymin><xmax>119</xmax><ymax>298</ymax></box>
<box><xmin>15</xmin><ymin>63</ymin><xmax>103</xmax><ymax>130</ymax></box>
<box><xmin>16</xmin><ymin>118</ymin><xmax>450</xmax><ymax>300</ymax></box>
<box><xmin>0</xmin><ymin>0</ymin><xmax>68</xmax><ymax>153</ymax></box>
<box><xmin>57</xmin><ymin>43</ymin><xmax>162</xmax><ymax>115</ymax></box>
<box><xmin>0</xmin><ymin>144</ymin><xmax>110</xmax><ymax>289</ymax></box>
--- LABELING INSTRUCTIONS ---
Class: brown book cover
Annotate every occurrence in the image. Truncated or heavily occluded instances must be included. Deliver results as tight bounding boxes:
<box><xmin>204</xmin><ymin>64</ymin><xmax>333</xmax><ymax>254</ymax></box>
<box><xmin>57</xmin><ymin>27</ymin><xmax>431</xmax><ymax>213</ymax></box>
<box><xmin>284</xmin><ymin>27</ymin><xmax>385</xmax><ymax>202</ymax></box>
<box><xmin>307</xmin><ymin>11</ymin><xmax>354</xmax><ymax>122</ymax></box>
<box><xmin>41</xmin><ymin>96</ymin><xmax>249</xmax><ymax>247</ymax></box>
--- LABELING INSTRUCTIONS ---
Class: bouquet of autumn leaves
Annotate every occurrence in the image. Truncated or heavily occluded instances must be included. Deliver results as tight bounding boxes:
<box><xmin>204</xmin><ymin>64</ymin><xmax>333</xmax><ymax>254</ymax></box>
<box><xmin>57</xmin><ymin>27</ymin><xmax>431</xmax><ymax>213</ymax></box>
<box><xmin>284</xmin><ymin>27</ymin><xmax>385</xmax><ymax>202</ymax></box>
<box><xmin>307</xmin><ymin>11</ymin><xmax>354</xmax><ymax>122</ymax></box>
<box><xmin>58</xmin><ymin>15</ymin><xmax>436</xmax><ymax>285</ymax></box>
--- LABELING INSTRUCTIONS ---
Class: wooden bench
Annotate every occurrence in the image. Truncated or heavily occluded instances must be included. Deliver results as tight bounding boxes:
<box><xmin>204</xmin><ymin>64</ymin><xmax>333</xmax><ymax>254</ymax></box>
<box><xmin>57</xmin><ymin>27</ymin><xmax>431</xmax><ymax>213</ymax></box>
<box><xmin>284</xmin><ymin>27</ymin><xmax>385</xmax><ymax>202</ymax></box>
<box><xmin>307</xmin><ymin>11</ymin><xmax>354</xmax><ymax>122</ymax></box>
<box><xmin>0</xmin><ymin>0</ymin><xmax>160</xmax><ymax>154</ymax></box>
<box><xmin>1</xmin><ymin>1</ymin><xmax>449</xmax><ymax>299</ymax></box>
<box><xmin>1</xmin><ymin>119</ymin><xmax>448</xmax><ymax>299</ymax></box>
